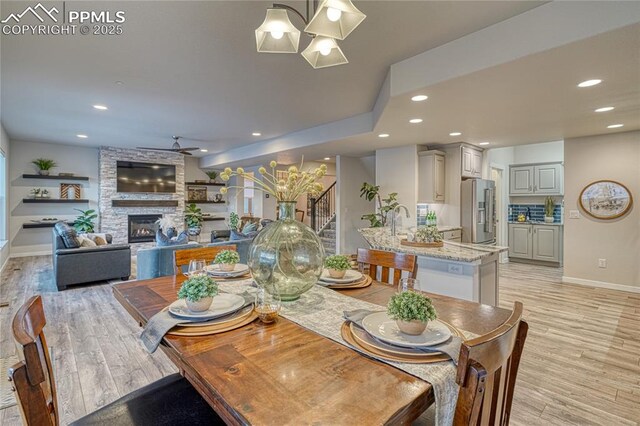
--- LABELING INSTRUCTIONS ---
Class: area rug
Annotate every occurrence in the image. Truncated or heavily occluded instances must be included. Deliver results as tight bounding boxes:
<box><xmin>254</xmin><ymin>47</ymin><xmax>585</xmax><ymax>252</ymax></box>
<box><xmin>0</xmin><ymin>355</ymin><xmax>19</xmax><ymax>409</ymax></box>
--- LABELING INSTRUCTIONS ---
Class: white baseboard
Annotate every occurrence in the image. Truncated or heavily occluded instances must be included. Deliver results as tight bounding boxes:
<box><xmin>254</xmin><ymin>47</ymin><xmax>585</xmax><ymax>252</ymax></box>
<box><xmin>562</xmin><ymin>276</ymin><xmax>640</xmax><ymax>294</ymax></box>
<box><xmin>10</xmin><ymin>250</ymin><xmax>52</xmax><ymax>258</ymax></box>
<box><xmin>0</xmin><ymin>257</ymin><xmax>8</xmax><ymax>274</ymax></box>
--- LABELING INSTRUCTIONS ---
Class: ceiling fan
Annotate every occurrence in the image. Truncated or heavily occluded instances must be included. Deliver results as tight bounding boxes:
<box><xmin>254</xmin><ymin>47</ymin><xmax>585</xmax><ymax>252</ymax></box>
<box><xmin>137</xmin><ymin>136</ymin><xmax>200</xmax><ymax>156</ymax></box>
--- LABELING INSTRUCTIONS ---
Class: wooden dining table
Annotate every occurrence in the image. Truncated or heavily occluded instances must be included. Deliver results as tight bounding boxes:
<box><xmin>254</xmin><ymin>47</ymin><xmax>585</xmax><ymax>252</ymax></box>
<box><xmin>112</xmin><ymin>275</ymin><xmax>512</xmax><ymax>425</ymax></box>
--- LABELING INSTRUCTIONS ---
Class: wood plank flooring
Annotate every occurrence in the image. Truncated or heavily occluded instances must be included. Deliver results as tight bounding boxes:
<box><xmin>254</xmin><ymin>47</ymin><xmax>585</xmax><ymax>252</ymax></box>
<box><xmin>1</xmin><ymin>256</ymin><xmax>639</xmax><ymax>425</ymax></box>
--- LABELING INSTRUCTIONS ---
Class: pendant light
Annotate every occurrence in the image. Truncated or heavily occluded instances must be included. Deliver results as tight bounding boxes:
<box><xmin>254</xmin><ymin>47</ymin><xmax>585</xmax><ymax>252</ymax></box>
<box><xmin>304</xmin><ymin>0</ymin><xmax>366</xmax><ymax>40</ymax></box>
<box><xmin>255</xmin><ymin>8</ymin><xmax>301</xmax><ymax>53</ymax></box>
<box><xmin>301</xmin><ymin>36</ymin><xmax>348</xmax><ymax>69</ymax></box>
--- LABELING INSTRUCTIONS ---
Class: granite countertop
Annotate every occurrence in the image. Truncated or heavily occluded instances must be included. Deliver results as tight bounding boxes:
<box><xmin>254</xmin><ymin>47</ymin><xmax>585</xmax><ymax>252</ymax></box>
<box><xmin>358</xmin><ymin>227</ymin><xmax>507</xmax><ymax>263</ymax></box>
<box><xmin>507</xmin><ymin>221</ymin><xmax>564</xmax><ymax>226</ymax></box>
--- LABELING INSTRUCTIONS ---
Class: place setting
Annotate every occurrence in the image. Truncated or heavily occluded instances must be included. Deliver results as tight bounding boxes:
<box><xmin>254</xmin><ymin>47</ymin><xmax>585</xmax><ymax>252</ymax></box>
<box><xmin>316</xmin><ymin>254</ymin><xmax>372</xmax><ymax>289</ymax></box>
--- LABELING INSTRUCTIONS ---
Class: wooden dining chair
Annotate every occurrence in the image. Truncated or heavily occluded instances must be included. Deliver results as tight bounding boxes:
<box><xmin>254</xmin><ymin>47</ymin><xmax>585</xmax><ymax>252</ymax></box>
<box><xmin>453</xmin><ymin>301</ymin><xmax>528</xmax><ymax>426</ymax></box>
<box><xmin>174</xmin><ymin>245</ymin><xmax>236</xmax><ymax>274</ymax></box>
<box><xmin>356</xmin><ymin>248</ymin><xmax>417</xmax><ymax>286</ymax></box>
<box><xmin>295</xmin><ymin>209</ymin><xmax>305</xmax><ymax>222</ymax></box>
<box><xmin>9</xmin><ymin>296</ymin><xmax>222</xmax><ymax>425</ymax></box>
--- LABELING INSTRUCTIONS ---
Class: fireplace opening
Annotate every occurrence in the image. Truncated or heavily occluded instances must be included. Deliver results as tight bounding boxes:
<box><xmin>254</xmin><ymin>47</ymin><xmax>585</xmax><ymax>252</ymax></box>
<box><xmin>128</xmin><ymin>214</ymin><xmax>162</xmax><ymax>243</ymax></box>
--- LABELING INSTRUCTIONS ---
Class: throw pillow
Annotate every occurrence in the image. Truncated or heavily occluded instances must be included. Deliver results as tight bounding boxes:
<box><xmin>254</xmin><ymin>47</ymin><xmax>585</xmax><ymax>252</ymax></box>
<box><xmin>94</xmin><ymin>236</ymin><xmax>107</xmax><ymax>246</ymax></box>
<box><xmin>54</xmin><ymin>222</ymin><xmax>80</xmax><ymax>248</ymax></box>
<box><xmin>78</xmin><ymin>236</ymin><xmax>97</xmax><ymax>247</ymax></box>
<box><xmin>242</xmin><ymin>222</ymin><xmax>258</xmax><ymax>234</ymax></box>
<box><xmin>230</xmin><ymin>229</ymin><xmax>259</xmax><ymax>241</ymax></box>
<box><xmin>156</xmin><ymin>229</ymin><xmax>190</xmax><ymax>246</ymax></box>
<box><xmin>173</xmin><ymin>231</ymin><xmax>188</xmax><ymax>245</ymax></box>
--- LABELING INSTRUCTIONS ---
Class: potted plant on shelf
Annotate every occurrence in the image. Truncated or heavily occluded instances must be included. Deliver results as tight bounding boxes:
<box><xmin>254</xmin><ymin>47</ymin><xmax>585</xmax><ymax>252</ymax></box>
<box><xmin>184</xmin><ymin>203</ymin><xmax>203</xmax><ymax>236</ymax></box>
<box><xmin>324</xmin><ymin>254</ymin><xmax>351</xmax><ymax>279</ymax></box>
<box><xmin>31</xmin><ymin>158</ymin><xmax>57</xmax><ymax>176</ymax></box>
<box><xmin>387</xmin><ymin>291</ymin><xmax>437</xmax><ymax>335</ymax></box>
<box><xmin>74</xmin><ymin>209</ymin><xmax>98</xmax><ymax>233</ymax></box>
<box><xmin>214</xmin><ymin>249</ymin><xmax>240</xmax><ymax>272</ymax></box>
<box><xmin>177</xmin><ymin>274</ymin><xmax>218</xmax><ymax>312</ymax></box>
<box><xmin>205</xmin><ymin>171</ymin><xmax>218</xmax><ymax>183</ymax></box>
<box><xmin>544</xmin><ymin>197</ymin><xmax>555</xmax><ymax>223</ymax></box>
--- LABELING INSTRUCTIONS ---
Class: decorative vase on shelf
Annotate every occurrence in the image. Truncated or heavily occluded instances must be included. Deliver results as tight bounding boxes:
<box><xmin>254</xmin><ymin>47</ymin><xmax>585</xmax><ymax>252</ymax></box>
<box><xmin>544</xmin><ymin>216</ymin><xmax>554</xmax><ymax>223</ymax></box>
<box><xmin>248</xmin><ymin>202</ymin><xmax>324</xmax><ymax>301</ymax></box>
<box><xmin>38</xmin><ymin>170</ymin><xmax>49</xmax><ymax>176</ymax></box>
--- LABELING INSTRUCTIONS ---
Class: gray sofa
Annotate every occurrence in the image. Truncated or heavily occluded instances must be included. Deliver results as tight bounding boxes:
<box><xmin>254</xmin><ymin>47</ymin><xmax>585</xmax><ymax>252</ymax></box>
<box><xmin>52</xmin><ymin>229</ymin><xmax>131</xmax><ymax>291</ymax></box>
<box><xmin>136</xmin><ymin>238</ymin><xmax>253</xmax><ymax>280</ymax></box>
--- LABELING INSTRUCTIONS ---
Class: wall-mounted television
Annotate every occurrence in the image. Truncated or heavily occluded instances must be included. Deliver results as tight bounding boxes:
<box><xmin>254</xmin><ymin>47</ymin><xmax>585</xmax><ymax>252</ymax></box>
<box><xmin>116</xmin><ymin>161</ymin><xmax>176</xmax><ymax>193</ymax></box>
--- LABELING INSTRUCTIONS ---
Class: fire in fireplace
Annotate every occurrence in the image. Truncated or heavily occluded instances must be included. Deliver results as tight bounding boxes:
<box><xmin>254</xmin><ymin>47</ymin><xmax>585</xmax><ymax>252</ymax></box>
<box><xmin>128</xmin><ymin>214</ymin><xmax>162</xmax><ymax>243</ymax></box>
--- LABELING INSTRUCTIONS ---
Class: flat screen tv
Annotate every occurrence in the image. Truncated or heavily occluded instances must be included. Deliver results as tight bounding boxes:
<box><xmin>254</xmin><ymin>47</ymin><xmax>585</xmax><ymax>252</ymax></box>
<box><xmin>116</xmin><ymin>161</ymin><xmax>176</xmax><ymax>193</ymax></box>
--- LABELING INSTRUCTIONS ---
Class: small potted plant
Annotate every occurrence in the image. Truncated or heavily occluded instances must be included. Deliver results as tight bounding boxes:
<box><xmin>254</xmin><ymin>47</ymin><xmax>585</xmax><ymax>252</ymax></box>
<box><xmin>387</xmin><ymin>291</ymin><xmax>437</xmax><ymax>335</ymax></box>
<box><xmin>74</xmin><ymin>208</ymin><xmax>98</xmax><ymax>233</ymax></box>
<box><xmin>31</xmin><ymin>158</ymin><xmax>57</xmax><ymax>176</ymax></box>
<box><xmin>415</xmin><ymin>225</ymin><xmax>443</xmax><ymax>243</ymax></box>
<box><xmin>205</xmin><ymin>170</ymin><xmax>218</xmax><ymax>183</ymax></box>
<box><xmin>324</xmin><ymin>254</ymin><xmax>351</xmax><ymax>279</ymax></box>
<box><xmin>214</xmin><ymin>249</ymin><xmax>240</xmax><ymax>272</ymax></box>
<box><xmin>184</xmin><ymin>203</ymin><xmax>203</xmax><ymax>236</ymax></box>
<box><xmin>544</xmin><ymin>197</ymin><xmax>555</xmax><ymax>223</ymax></box>
<box><xmin>177</xmin><ymin>274</ymin><xmax>219</xmax><ymax>312</ymax></box>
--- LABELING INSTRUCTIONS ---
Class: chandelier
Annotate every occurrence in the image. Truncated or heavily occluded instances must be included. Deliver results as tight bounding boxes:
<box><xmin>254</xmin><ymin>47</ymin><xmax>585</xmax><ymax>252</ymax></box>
<box><xmin>255</xmin><ymin>0</ymin><xmax>366</xmax><ymax>69</ymax></box>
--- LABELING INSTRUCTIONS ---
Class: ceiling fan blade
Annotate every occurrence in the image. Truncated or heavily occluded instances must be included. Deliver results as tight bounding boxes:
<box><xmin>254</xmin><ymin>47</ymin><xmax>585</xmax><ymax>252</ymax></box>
<box><xmin>179</xmin><ymin>151</ymin><xmax>193</xmax><ymax>156</ymax></box>
<box><xmin>136</xmin><ymin>147</ymin><xmax>179</xmax><ymax>152</ymax></box>
<box><xmin>179</xmin><ymin>147</ymin><xmax>200</xmax><ymax>151</ymax></box>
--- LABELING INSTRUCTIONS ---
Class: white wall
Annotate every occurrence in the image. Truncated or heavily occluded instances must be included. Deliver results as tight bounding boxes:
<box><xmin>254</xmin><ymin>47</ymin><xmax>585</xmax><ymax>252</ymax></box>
<box><xmin>563</xmin><ymin>131</ymin><xmax>639</xmax><ymax>290</ymax></box>
<box><xmin>0</xmin><ymin>123</ymin><xmax>10</xmax><ymax>271</ymax></box>
<box><xmin>375</xmin><ymin>145</ymin><xmax>418</xmax><ymax>229</ymax></box>
<box><xmin>336</xmin><ymin>155</ymin><xmax>375</xmax><ymax>254</ymax></box>
<box><xmin>9</xmin><ymin>140</ymin><xmax>99</xmax><ymax>256</ymax></box>
<box><xmin>513</xmin><ymin>140</ymin><xmax>563</xmax><ymax>164</ymax></box>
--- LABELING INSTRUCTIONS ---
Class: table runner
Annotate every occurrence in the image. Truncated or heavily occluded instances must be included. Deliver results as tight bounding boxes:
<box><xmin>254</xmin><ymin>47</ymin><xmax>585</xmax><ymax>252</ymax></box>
<box><xmin>216</xmin><ymin>279</ymin><xmax>473</xmax><ymax>426</ymax></box>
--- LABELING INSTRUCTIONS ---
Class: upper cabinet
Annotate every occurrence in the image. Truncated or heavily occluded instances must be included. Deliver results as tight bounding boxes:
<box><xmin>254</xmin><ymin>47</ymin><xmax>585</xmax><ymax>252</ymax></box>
<box><xmin>509</xmin><ymin>162</ymin><xmax>563</xmax><ymax>196</ymax></box>
<box><xmin>461</xmin><ymin>146</ymin><xmax>482</xmax><ymax>178</ymax></box>
<box><xmin>418</xmin><ymin>150</ymin><xmax>446</xmax><ymax>202</ymax></box>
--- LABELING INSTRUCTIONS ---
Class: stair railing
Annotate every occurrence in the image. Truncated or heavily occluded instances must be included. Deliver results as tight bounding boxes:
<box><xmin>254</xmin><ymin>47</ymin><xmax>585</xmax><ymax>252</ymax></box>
<box><xmin>310</xmin><ymin>181</ymin><xmax>336</xmax><ymax>233</ymax></box>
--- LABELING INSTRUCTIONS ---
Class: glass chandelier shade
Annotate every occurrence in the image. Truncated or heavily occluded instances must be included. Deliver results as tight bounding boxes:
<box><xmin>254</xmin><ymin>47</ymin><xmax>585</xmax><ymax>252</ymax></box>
<box><xmin>255</xmin><ymin>9</ymin><xmax>301</xmax><ymax>53</ymax></box>
<box><xmin>301</xmin><ymin>36</ymin><xmax>348</xmax><ymax>69</ymax></box>
<box><xmin>304</xmin><ymin>0</ymin><xmax>366</xmax><ymax>40</ymax></box>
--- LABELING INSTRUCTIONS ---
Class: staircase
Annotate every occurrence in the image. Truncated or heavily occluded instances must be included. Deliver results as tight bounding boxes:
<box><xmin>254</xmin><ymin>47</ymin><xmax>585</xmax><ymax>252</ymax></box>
<box><xmin>310</xmin><ymin>181</ymin><xmax>336</xmax><ymax>255</ymax></box>
<box><xmin>319</xmin><ymin>218</ymin><xmax>336</xmax><ymax>255</ymax></box>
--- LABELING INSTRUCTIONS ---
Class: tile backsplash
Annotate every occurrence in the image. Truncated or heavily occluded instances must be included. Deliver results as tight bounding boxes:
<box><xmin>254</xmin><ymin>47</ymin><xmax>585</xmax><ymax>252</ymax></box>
<box><xmin>508</xmin><ymin>204</ymin><xmax>562</xmax><ymax>222</ymax></box>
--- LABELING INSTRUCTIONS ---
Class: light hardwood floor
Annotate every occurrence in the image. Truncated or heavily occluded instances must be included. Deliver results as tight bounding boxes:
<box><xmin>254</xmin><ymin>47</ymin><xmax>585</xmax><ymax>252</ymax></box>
<box><xmin>1</xmin><ymin>256</ymin><xmax>639</xmax><ymax>425</ymax></box>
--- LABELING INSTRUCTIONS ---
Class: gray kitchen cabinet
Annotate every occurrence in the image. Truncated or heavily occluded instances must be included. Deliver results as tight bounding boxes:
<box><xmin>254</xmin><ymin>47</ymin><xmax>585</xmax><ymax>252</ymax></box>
<box><xmin>532</xmin><ymin>225</ymin><xmax>561</xmax><ymax>262</ymax></box>
<box><xmin>418</xmin><ymin>150</ymin><xmax>446</xmax><ymax>202</ymax></box>
<box><xmin>509</xmin><ymin>165</ymin><xmax>534</xmax><ymax>195</ymax></box>
<box><xmin>441</xmin><ymin>229</ymin><xmax>461</xmax><ymax>242</ymax></box>
<box><xmin>508</xmin><ymin>224</ymin><xmax>532</xmax><ymax>259</ymax></box>
<box><xmin>461</xmin><ymin>146</ymin><xmax>482</xmax><ymax>178</ymax></box>
<box><xmin>509</xmin><ymin>162</ymin><xmax>563</xmax><ymax>196</ymax></box>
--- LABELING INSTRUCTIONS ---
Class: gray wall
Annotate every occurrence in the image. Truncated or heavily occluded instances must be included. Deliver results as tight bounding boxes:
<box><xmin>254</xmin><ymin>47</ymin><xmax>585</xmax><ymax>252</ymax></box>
<box><xmin>0</xmin><ymin>123</ymin><xmax>10</xmax><ymax>270</ymax></box>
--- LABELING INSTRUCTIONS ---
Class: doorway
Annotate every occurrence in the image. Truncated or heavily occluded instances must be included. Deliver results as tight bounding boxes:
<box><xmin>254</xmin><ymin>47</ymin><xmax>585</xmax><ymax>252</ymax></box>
<box><xmin>491</xmin><ymin>166</ymin><xmax>508</xmax><ymax>263</ymax></box>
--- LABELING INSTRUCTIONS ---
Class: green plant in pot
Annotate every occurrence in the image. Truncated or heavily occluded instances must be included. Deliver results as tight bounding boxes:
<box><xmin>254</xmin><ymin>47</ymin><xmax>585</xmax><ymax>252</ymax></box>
<box><xmin>387</xmin><ymin>291</ymin><xmax>437</xmax><ymax>335</ymax></box>
<box><xmin>544</xmin><ymin>197</ymin><xmax>555</xmax><ymax>223</ymax></box>
<box><xmin>177</xmin><ymin>274</ymin><xmax>218</xmax><ymax>312</ymax></box>
<box><xmin>74</xmin><ymin>209</ymin><xmax>97</xmax><ymax>233</ymax></box>
<box><xmin>32</xmin><ymin>158</ymin><xmax>57</xmax><ymax>176</ymax></box>
<box><xmin>184</xmin><ymin>203</ymin><xmax>203</xmax><ymax>236</ymax></box>
<box><xmin>359</xmin><ymin>182</ymin><xmax>399</xmax><ymax>227</ymax></box>
<box><xmin>205</xmin><ymin>170</ymin><xmax>218</xmax><ymax>183</ymax></box>
<box><xmin>214</xmin><ymin>249</ymin><xmax>240</xmax><ymax>272</ymax></box>
<box><xmin>324</xmin><ymin>254</ymin><xmax>351</xmax><ymax>279</ymax></box>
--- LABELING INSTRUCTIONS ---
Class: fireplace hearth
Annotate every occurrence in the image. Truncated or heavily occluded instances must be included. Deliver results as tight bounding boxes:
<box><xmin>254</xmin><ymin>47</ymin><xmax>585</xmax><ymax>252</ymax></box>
<box><xmin>128</xmin><ymin>214</ymin><xmax>162</xmax><ymax>243</ymax></box>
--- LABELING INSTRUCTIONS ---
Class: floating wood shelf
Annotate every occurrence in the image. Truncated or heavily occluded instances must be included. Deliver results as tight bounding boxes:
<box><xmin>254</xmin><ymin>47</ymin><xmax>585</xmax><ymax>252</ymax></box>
<box><xmin>22</xmin><ymin>174</ymin><xmax>89</xmax><ymax>181</ymax></box>
<box><xmin>202</xmin><ymin>217</ymin><xmax>225</xmax><ymax>221</ymax></box>
<box><xmin>23</xmin><ymin>222</ymin><xmax>76</xmax><ymax>229</ymax></box>
<box><xmin>112</xmin><ymin>199</ymin><xmax>179</xmax><ymax>207</ymax></box>
<box><xmin>23</xmin><ymin>198</ymin><xmax>89</xmax><ymax>203</ymax></box>
<box><xmin>186</xmin><ymin>200</ymin><xmax>226</xmax><ymax>204</ymax></box>
<box><xmin>185</xmin><ymin>182</ymin><xmax>225</xmax><ymax>187</ymax></box>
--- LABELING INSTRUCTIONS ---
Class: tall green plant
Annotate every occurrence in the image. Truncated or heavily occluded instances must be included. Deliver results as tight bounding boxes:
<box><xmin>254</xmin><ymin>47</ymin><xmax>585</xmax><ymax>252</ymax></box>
<box><xmin>184</xmin><ymin>203</ymin><xmax>203</xmax><ymax>228</ymax></box>
<box><xmin>359</xmin><ymin>182</ymin><xmax>399</xmax><ymax>227</ymax></box>
<box><xmin>228</xmin><ymin>212</ymin><xmax>240</xmax><ymax>231</ymax></box>
<box><xmin>544</xmin><ymin>197</ymin><xmax>555</xmax><ymax>217</ymax></box>
<box><xmin>73</xmin><ymin>209</ymin><xmax>97</xmax><ymax>233</ymax></box>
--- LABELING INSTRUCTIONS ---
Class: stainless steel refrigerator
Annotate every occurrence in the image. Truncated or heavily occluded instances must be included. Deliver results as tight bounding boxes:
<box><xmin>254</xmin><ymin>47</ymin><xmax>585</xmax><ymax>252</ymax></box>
<box><xmin>461</xmin><ymin>179</ymin><xmax>496</xmax><ymax>244</ymax></box>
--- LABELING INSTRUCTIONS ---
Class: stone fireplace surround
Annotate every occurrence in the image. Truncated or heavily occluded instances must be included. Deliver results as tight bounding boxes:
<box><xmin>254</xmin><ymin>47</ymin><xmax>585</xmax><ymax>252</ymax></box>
<box><xmin>99</xmin><ymin>147</ymin><xmax>185</xmax><ymax>254</ymax></box>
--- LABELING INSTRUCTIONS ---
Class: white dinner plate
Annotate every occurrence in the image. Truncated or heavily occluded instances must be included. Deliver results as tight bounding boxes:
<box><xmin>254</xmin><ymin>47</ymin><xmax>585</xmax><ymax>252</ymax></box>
<box><xmin>205</xmin><ymin>263</ymin><xmax>250</xmax><ymax>277</ymax></box>
<box><xmin>361</xmin><ymin>312</ymin><xmax>452</xmax><ymax>348</ymax></box>
<box><xmin>169</xmin><ymin>293</ymin><xmax>245</xmax><ymax>320</ymax></box>
<box><xmin>319</xmin><ymin>269</ymin><xmax>363</xmax><ymax>284</ymax></box>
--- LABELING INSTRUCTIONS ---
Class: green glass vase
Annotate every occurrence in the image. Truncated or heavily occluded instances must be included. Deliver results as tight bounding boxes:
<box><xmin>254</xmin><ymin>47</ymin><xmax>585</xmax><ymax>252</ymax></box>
<box><xmin>248</xmin><ymin>202</ymin><xmax>325</xmax><ymax>301</ymax></box>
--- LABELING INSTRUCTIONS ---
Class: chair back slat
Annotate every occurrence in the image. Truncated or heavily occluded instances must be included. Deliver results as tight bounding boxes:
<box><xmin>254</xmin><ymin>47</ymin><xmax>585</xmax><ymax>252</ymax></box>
<box><xmin>174</xmin><ymin>245</ymin><xmax>236</xmax><ymax>274</ymax></box>
<box><xmin>356</xmin><ymin>248</ymin><xmax>417</xmax><ymax>286</ymax></box>
<box><xmin>454</xmin><ymin>302</ymin><xmax>528</xmax><ymax>426</ymax></box>
<box><xmin>10</xmin><ymin>295</ymin><xmax>59</xmax><ymax>426</ymax></box>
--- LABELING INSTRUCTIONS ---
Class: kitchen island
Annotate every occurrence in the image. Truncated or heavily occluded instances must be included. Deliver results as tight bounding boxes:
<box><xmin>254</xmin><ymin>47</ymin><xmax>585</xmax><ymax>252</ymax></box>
<box><xmin>359</xmin><ymin>227</ymin><xmax>507</xmax><ymax>306</ymax></box>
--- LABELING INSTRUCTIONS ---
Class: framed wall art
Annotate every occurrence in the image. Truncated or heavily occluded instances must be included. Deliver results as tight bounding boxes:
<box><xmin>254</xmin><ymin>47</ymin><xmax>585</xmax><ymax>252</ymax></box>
<box><xmin>579</xmin><ymin>180</ymin><xmax>633</xmax><ymax>220</ymax></box>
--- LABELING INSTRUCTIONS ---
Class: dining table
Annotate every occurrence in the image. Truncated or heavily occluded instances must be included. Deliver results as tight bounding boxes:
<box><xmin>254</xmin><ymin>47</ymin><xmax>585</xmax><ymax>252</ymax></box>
<box><xmin>112</xmin><ymin>274</ymin><xmax>512</xmax><ymax>425</ymax></box>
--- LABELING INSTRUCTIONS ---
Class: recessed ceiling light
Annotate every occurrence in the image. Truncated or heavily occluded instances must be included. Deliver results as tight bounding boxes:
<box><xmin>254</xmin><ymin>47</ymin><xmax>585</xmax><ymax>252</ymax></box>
<box><xmin>76</xmin><ymin>134</ymin><xmax>88</xmax><ymax>139</ymax></box>
<box><xmin>411</xmin><ymin>95</ymin><xmax>428</xmax><ymax>102</ymax></box>
<box><xmin>449</xmin><ymin>132</ymin><xmax>462</xmax><ymax>136</ymax></box>
<box><xmin>409</xmin><ymin>118</ymin><xmax>423</xmax><ymax>124</ymax></box>
<box><xmin>324</xmin><ymin>157</ymin><xmax>330</xmax><ymax>160</ymax></box>
<box><xmin>595</xmin><ymin>106</ymin><xmax>614</xmax><ymax>112</ymax></box>
<box><xmin>115</xmin><ymin>81</ymin><xmax>124</xmax><ymax>85</ymax></box>
<box><xmin>252</xmin><ymin>132</ymin><xmax>262</xmax><ymax>136</ymax></box>
<box><xmin>93</xmin><ymin>105</ymin><xmax>108</xmax><ymax>110</ymax></box>
<box><xmin>577</xmin><ymin>79</ymin><xmax>601</xmax><ymax>88</ymax></box>
<box><xmin>607</xmin><ymin>124</ymin><xmax>624</xmax><ymax>128</ymax></box>
<box><xmin>479</xmin><ymin>142</ymin><xmax>490</xmax><ymax>146</ymax></box>
<box><xmin>378</xmin><ymin>133</ymin><xmax>389</xmax><ymax>138</ymax></box>
<box><xmin>200</xmin><ymin>149</ymin><xmax>208</xmax><ymax>152</ymax></box>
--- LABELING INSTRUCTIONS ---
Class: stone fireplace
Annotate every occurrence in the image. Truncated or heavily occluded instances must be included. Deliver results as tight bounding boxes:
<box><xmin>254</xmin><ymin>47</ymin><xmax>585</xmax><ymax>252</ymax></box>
<box><xmin>128</xmin><ymin>214</ymin><xmax>162</xmax><ymax>243</ymax></box>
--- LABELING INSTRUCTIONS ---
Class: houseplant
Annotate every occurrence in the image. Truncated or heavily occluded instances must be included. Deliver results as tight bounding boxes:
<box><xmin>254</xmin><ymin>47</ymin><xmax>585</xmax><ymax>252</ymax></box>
<box><xmin>414</xmin><ymin>225</ymin><xmax>442</xmax><ymax>243</ymax></box>
<box><xmin>359</xmin><ymin>182</ymin><xmax>399</xmax><ymax>227</ymax></box>
<box><xmin>177</xmin><ymin>274</ymin><xmax>218</xmax><ymax>312</ymax></box>
<box><xmin>214</xmin><ymin>249</ymin><xmax>240</xmax><ymax>272</ymax></box>
<box><xmin>324</xmin><ymin>254</ymin><xmax>351</xmax><ymax>279</ymax></box>
<box><xmin>220</xmin><ymin>160</ymin><xmax>326</xmax><ymax>301</ymax></box>
<box><xmin>73</xmin><ymin>208</ymin><xmax>98</xmax><ymax>233</ymax></box>
<box><xmin>184</xmin><ymin>203</ymin><xmax>203</xmax><ymax>236</ymax></box>
<box><xmin>205</xmin><ymin>171</ymin><xmax>219</xmax><ymax>183</ymax></box>
<box><xmin>387</xmin><ymin>291</ymin><xmax>437</xmax><ymax>335</ymax></box>
<box><xmin>31</xmin><ymin>158</ymin><xmax>57</xmax><ymax>176</ymax></box>
<box><xmin>544</xmin><ymin>197</ymin><xmax>555</xmax><ymax>223</ymax></box>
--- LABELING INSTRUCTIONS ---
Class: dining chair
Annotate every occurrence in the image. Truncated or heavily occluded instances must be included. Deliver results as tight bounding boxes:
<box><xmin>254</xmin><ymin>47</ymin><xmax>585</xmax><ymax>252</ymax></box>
<box><xmin>8</xmin><ymin>295</ymin><xmax>222</xmax><ymax>425</ymax></box>
<box><xmin>295</xmin><ymin>209</ymin><xmax>305</xmax><ymax>222</ymax></box>
<box><xmin>453</xmin><ymin>301</ymin><xmax>528</xmax><ymax>425</ymax></box>
<box><xmin>174</xmin><ymin>245</ymin><xmax>236</xmax><ymax>275</ymax></box>
<box><xmin>356</xmin><ymin>248</ymin><xmax>417</xmax><ymax>286</ymax></box>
